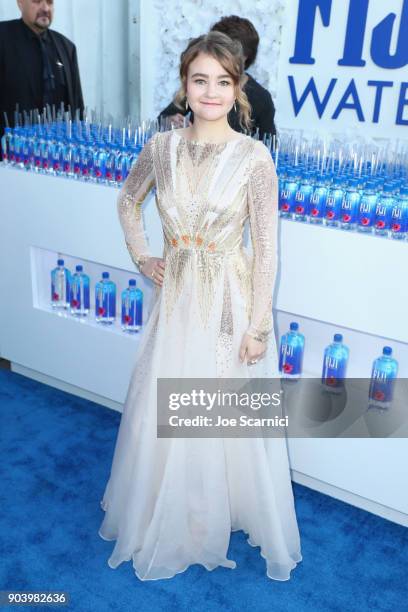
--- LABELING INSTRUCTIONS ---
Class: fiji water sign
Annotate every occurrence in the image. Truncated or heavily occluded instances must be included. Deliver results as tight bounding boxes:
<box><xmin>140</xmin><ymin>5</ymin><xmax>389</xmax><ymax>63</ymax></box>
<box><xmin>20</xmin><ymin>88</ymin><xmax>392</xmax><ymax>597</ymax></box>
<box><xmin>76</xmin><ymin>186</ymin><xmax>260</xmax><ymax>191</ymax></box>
<box><xmin>276</xmin><ymin>0</ymin><xmax>408</xmax><ymax>137</ymax></box>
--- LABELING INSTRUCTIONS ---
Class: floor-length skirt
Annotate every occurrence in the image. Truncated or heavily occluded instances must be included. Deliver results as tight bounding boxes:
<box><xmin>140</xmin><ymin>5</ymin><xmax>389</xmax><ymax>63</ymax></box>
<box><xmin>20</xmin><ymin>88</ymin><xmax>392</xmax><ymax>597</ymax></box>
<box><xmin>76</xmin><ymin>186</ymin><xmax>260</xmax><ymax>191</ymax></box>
<box><xmin>99</xmin><ymin>249</ymin><xmax>302</xmax><ymax>580</ymax></box>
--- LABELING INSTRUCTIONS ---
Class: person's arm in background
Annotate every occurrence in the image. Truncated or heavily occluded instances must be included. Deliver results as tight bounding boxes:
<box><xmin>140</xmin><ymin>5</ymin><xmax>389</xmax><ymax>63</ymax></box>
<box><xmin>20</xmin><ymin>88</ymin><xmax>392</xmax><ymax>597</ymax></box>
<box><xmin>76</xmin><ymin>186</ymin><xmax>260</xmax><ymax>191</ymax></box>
<box><xmin>71</xmin><ymin>44</ymin><xmax>84</xmax><ymax>117</ymax></box>
<box><xmin>157</xmin><ymin>101</ymin><xmax>191</xmax><ymax>129</ymax></box>
<box><xmin>0</xmin><ymin>24</ymin><xmax>6</xmax><ymax>150</ymax></box>
<box><xmin>256</xmin><ymin>91</ymin><xmax>277</xmax><ymax>142</ymax></box>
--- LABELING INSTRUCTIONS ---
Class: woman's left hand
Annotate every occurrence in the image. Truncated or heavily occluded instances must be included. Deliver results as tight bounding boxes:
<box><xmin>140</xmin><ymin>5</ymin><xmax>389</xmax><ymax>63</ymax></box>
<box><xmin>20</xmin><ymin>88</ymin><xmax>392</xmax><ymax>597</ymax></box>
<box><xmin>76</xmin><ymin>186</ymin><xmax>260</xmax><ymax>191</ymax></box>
<box><xmin>239</xmin><ymin>333</ymin><xmax>266</xmax><ymax>365</ymax></box>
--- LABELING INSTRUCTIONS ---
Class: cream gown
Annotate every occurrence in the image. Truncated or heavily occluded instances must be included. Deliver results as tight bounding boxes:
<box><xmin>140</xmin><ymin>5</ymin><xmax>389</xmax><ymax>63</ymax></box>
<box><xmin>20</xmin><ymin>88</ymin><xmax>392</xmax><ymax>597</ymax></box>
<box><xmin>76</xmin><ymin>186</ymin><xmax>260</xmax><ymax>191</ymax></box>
<box><xmin>98</xmin><ymin>129</ymin><xmax>302</xmax><ymax>581</ymax></box>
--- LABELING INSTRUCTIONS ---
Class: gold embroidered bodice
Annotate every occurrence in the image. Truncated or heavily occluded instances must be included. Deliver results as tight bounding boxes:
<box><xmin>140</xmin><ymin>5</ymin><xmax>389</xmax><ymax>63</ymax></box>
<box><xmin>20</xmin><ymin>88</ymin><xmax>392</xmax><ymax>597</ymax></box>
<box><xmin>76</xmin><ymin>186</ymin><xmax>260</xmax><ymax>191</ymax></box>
<box><xmin>117</xmin><ymin>129</ymin><xmax>279</xmax><ymax>344</ymax></box>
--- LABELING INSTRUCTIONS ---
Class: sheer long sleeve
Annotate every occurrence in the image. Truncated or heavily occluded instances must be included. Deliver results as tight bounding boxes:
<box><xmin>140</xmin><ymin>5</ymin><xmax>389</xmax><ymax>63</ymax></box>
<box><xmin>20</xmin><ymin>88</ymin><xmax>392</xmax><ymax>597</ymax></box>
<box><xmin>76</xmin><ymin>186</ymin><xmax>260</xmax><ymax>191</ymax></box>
<box><xmin>246</xmin><ymin>141</ymin><xmax>279</xmax><ymax>344</ymax></box>
<box><xmin>117</xmin><ymin>133</ymin><xmax>157</xmax><ymax>271</ymax></box>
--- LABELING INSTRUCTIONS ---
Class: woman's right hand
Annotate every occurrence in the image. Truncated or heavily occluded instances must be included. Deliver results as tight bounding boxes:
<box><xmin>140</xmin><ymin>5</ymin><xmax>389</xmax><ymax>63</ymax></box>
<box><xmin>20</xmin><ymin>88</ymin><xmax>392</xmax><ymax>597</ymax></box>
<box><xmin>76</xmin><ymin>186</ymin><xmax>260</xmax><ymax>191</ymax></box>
<box><xmin>141</xmin><ymin>257</ymin><xmax>165</xmax><ymax>287</ymax></box>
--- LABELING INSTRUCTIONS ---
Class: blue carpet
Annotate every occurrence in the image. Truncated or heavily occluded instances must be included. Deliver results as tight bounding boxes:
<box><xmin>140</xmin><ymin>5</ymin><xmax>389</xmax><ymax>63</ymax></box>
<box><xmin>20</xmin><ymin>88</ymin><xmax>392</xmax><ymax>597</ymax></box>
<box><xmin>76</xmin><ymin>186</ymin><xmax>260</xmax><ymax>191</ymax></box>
<box><xmin>0</xmin><ymin>368</ymin><xmax>407</xmax><ymax>612</ymax></box>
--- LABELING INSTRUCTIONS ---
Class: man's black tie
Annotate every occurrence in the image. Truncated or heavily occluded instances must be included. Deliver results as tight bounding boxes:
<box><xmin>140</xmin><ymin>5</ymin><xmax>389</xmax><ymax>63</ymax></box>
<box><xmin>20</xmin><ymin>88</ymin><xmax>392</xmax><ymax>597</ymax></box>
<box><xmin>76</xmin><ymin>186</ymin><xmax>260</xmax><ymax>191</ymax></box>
<box><xmin>38</xmin><ymin>32</ymin><xmax>56</xmax><ymax>105</ymax></box>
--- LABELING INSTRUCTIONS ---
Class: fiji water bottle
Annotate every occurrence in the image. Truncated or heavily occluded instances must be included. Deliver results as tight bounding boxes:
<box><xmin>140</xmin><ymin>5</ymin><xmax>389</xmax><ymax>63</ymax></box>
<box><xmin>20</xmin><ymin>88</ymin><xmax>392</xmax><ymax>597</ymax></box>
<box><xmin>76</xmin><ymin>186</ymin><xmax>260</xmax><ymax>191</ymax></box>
<box><xmin>51</xmin><ymin>259</ymin><xmax>71</xmax><ymax>309</ymax></box>
<box><xmin>33</xmin><ymin>131</ymin><xmax>42</xmax><ymax>172</ymax></box>
<box><xmin>374</xmin><ymin>183</ymin><xmax>394</xmax><ymax>237</ymax></box>
<box><xmin>279</xmin><ymin>322</ymin><xmax>305</xmax><ymax>379</ymax></box>
<box><xmin>70</xmin><ymin>265</ymin><xmax>90</xmax><ymax>316</ymax></box>
<box><xmin>114</xmin><ymin>145</ymin><xmax>129</xmax><ymax>185</ymax></box>
<box><xmin>7</xmin><ymin>128</ymin><xmax>16</xmax><ymax>165</ymax></box>
<box><xmin>22</xmin><ymin>129</ymin><xmax>34</xmax><ymax>170</ymax></box>
<box><xmin>72</xmin><ymin>138</ymin><xmax>82</xmax><ymax>178</ymax></box>
<box><xmin>13</xmin><ymin>127</ymin><xmax>24</xmax><ymax>168</ymax></box>
<box><xmin>81</xmin><ymin>140</ymin><xmax>95</xmax><ymax>181</ymax></box>
<box><xmin>95</xmin><ymin>272</ymin><xmax>116</xmax><ymax>324</ymax></box>
<box><xmin>340</xmin><ymin>178</ymin><xmax>361</xmax><ymax>230</ymax></box>
<box><xmin>86</xmin><ymin>140</ymin><xmax>96</xmax><ymax>179</ymax></box>
<box><xmin>324</xmin><ymin>177</ymin><xmax>343</xmax><ymax>227</ymax></box>
<box><xmin>357</xmin><ymin>180</ymin><xmax>377</xmax><ymax>233</ymax></box>
<box><xmin>279</xmin><ymin>169</ymin><xmax>298</xmax><ymax>218</ymax></box>
<box><xmin>321</xmin><ymin>333</ymin><xmax>349</xmax><ymax>391</ymax></box>
<box><xmin>390</xmin><ymin>187</ymin><xmax>408</xmax><ymax>240</ymax></box>
<box><xmin>40</xmin><ymin>132</ymin><xmax>51</xmax><ymax>172</ymax></box>
<box><xmin>309</xmin><ymin>173</ymin><xmax>328</xmax><ymax>224</ymax></box>
<box><xmin>93</xmin><ymin>141</ymin><xmax>107</xmax><ymax>182</ymax></box>
<box><xmin>62</xmin><ymin>137</ymin><xmax>74</xmax><ymax>177</ymax></box>
<box><xmin>105</xmin><ymin>143</ymin><xmax>117</xmax><ymax>185</ymax></box>
<box><xmin>121</xmin><ymin>279</ymin><xmax>143</xmax><ymax>332</ymax></box>
<box><xmin>1</xmin><ymin>127</ymin><xmax>12</xmax><ymax>164</ymax></box>
<box><xmin>79</xmin><ymin>139</ymin><xmax>90</xmax><ymax>180</ymax></box>
<box><xmin>368</xmin><ymin>346</ymin><xmax>398</xmax><ymax>409</ymax></box>
<box><xmin>293</xmin><ymin>172</ymin><xmax>313</xmax><ymax>221</ymax></box>
<box><xmin>50</xmin><ymin>134</ymin><xmax>63</xmax><ymax>175</ymax></box>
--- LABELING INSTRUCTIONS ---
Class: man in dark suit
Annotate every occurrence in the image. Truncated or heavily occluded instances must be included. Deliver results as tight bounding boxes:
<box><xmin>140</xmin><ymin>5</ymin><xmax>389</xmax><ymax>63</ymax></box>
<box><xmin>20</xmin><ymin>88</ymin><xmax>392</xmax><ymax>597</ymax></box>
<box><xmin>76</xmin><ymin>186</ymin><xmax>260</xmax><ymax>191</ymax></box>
<box><xmin>158</xmin><ymin>15</ymin><xmax>276</xmax><ymax>140</ymax></box>
<box><xmin>0</xmin><ymin>0</ymin><xmax>84</xmax><ymax>141</ymax></box>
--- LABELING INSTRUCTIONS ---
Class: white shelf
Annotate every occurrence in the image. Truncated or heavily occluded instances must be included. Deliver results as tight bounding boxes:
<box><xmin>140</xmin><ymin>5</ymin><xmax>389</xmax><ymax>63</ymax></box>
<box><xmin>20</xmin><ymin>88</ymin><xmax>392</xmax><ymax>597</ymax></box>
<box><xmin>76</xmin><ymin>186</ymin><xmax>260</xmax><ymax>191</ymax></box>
<box><xmin>1</xmin><ymin>165</ymin><xmax>407</xmax><ymax>521</ymax></box>
<box><xmin>31</xmin><ymin>244</ymin><xmax>154</xmax><ymax>334</ymax></box>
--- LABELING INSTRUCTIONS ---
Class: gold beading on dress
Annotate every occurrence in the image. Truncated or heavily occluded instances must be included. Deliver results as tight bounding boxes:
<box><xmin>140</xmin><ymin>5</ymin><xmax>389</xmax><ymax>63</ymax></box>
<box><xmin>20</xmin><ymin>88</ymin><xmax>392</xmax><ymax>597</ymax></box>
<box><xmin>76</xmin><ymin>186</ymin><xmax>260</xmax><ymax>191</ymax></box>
<box><xmin>116</xmin><ymin>129</ymin><xmax>278</xmax><ymax>343</ymax></box>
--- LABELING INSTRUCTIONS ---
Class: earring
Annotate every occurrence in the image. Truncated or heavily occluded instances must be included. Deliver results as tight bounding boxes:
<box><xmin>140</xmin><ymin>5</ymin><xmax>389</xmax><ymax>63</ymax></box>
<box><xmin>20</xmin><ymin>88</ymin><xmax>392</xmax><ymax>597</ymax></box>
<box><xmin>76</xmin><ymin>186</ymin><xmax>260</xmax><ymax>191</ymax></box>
<box><xmin>234</xmin><ymin>100</ymin><xmax>237</xmax><ymax>112</ymax></box>
<box><xmin>185</xmin><ymin>98</ymin><xmax>189</xmax><ymax>111</ymax></box>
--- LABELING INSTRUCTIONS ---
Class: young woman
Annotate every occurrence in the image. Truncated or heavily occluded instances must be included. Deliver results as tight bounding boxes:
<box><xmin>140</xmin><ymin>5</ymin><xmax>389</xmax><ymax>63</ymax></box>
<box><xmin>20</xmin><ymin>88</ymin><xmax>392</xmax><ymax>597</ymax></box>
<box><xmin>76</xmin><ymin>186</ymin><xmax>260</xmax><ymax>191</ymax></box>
<box><xmin>99</xmin><ymin>31</ymin><xmax>302</xmax><ymax>581</ymax></box>
<box><xmin>158</xmin><ymin>15</ymin><xmax>277</xmax><ymax>140</ymax></box>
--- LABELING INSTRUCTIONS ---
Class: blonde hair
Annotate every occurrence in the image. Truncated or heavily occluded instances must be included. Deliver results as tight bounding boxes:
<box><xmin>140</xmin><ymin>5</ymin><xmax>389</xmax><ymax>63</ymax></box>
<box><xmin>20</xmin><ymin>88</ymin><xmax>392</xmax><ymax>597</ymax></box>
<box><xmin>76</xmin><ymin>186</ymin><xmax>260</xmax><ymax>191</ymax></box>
<box><xmin>173</xmin><ymin>31</ymin><xmax>253</xmax><ymax>133</ymax></box>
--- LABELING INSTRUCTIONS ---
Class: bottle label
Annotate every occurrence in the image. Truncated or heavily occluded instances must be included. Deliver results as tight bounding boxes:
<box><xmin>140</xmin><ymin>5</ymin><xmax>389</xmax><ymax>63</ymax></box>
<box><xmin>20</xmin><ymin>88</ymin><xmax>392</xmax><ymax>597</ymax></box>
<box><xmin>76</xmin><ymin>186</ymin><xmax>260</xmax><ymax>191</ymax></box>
<box><xmin>70</xmin><ymin>280</ymin><xmax>90</xmax><ymax>309</ymax></box>
<box><xmin>341</xmin><ymin>192</ymin><xmax>360</xmax><ymax>224</ymax></box>
<box><xmin>322</xmin><ymin>355</ymin><xmax>347</xmax><ymax>387</ymax></box>
<box><xmin>369</xmin><ymin>369</ymin><xmax>396</xmax><ymax>403</ymax></box>
<box><xmin>279</xmin><ymin>341</ymin><xmax>303</xmax><ymax>375</ymax></box>
<box><xmin>391</xmin><ymin>204</ymin><xmax>408</xmax><ymax>234</ymax></box>
<box><xmin>310</xmin><ymin>187</ymin><xmax>327</xmax><ymax>218</ymax></box>
<box><xmin>279</xmin><ymin>183</ymin><xmax>297</xmax><ymax>213</ymax></box>
<box><xmin>121</xmin><ymin>294</ymin><xmax>143</xmax><ymax>326</ymax></box>
<box><xmin>325</xmin><ymin>190</ymin><xmax>343</xmax><ymax>221</ymax></box>
<box><xmin>374</xmin><ymin>197</ymin><xmax>393</xmax><ymax>230</ymax></box>
<box><xmin>358</xmin><ymin>195</ymin><xmax>377</xmax><ymax>227</ymax></box>
<box><xmin>96</xmin><ymin>288</ymin><xmax>116</xmax><ymax>318</ymax></box>
<box><xmin>294</xmin><ymin>186</ymin><xmax>313</xmax><ymax>215</ymax></box>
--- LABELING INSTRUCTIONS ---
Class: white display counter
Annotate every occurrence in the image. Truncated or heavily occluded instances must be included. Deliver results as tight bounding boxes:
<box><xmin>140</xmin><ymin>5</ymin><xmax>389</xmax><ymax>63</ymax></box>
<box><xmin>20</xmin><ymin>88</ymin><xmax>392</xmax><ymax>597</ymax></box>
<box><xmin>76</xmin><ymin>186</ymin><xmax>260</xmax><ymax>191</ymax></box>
<box><xmin>1</xmin><ymin>165</ymin><xmax>407</xmax><ymax>526</ymax></box>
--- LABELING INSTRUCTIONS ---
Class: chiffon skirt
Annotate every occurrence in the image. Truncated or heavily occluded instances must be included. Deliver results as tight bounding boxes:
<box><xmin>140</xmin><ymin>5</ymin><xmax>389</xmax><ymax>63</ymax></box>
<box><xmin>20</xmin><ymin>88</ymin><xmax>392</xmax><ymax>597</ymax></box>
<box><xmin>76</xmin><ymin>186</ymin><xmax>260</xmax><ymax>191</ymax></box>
<box><xmin>98</xmin><ymin>250</ymin><xmax>302</xmax><ymax>580</ymax></box>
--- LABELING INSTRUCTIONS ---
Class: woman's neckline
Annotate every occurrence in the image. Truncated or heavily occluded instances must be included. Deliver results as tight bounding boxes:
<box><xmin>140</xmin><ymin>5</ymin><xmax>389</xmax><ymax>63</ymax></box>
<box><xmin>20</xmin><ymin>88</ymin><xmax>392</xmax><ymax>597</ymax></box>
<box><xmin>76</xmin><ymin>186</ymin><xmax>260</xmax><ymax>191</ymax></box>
<box><xmin>173</xmin><ymin>129</ymin><xmax>247</xmax><ymax>147</ymax></box>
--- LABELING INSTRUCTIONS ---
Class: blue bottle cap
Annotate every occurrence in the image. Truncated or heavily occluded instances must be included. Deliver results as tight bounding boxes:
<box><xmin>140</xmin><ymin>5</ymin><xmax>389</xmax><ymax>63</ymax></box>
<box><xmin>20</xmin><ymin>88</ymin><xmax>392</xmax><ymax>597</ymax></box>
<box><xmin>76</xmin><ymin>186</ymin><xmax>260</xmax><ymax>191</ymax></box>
<box><xmin>383</xmin><ymin>346</ymin><xmax>392</xmax><ymax>356</ymax></box>
<box><xmin>57</xmin><ymin>258</ymin><xmax>64</xmax><ymax>265</ymax></box>
<box><xmin>333</xmin><ymin>333</ymin><xmax>343</xmax><ymax>342</ymax></box>
<box><xmin>400</xmin><ymin>187</ymin><xmax>408</xmax><ymax>197</ymax></box>
<box><xmin>76</xmin><ymin>265</ymin><xmax>83</xmax><ymax>272</ymax></box>
<box><xmin>129</xmin><ymin>279</ymin><xmax>136</xmax><ymax>286</ymax></box>
<box><xmin>348</xmin><ymin>178</ymin><xmax>359</xmax><ymax>188</ymax></box>
<box><xmin>364</xmin><ymin>180</ymin><xmax>376</xmax><ymax>190</ymax></box>
<box><xmin>102</xmin><ymin>271</ymin><xmax>109</xmax><ymax>279</ymax></box>
<box><xmin>333</xmin><ymin>176</ymin><xmax>343</xmax><ymax>187</ymax></box>
<box><xmin>383</xmin><ymin>183</ymin><xmax>393</xmax><ymax>193</ymax></box>
<box><xmin>290</xmin><ymin>322</ymin><xmax>299</xmax><ymax>331</ymax></box>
